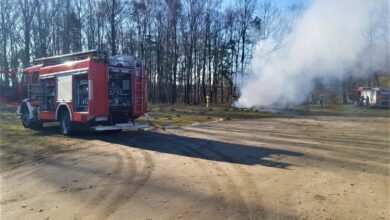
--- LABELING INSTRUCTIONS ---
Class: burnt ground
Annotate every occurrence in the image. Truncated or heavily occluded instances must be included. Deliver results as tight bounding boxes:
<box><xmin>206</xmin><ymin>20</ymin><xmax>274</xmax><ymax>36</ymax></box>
<box><xmin>0</xmin><ymin>104</ymin><xmax>389</xmax><ymax>220</ymax></box>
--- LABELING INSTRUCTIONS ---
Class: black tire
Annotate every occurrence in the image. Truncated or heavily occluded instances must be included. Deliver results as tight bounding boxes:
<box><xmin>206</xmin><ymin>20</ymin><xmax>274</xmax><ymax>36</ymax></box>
<box><xmin>59</xmin><ymin>111</ymin><xmax>74</xmax><ymax>135</ymax></box>
<box><xmin>21</xmin><ymin>111</ymin><xmax>32</xmax><ymax>128</ymax></box>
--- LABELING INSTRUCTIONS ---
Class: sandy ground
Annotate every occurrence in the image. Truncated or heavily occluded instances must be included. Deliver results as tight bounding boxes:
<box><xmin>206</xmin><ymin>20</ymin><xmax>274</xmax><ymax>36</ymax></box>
<box><xmin>1</xmin><ymin>116</ymin><xmax>389</xmax><ymax>220</ymax></box>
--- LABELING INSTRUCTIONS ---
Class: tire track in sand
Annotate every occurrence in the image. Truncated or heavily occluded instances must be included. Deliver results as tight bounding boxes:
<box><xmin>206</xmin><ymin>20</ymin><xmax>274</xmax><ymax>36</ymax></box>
<box><xmin>178</xmin><ymin>127</ymin><xmax>263</xmax><ymax>219</ymax></box>
<box><xmin>2</xmin><ymin>143</ymin><xmax>94</xmax><ymax>181</ymax></box>
<box><xmin>161</xmin><ymin>132</ymin><xmax>251</xmax><ymax>220</ymax></box>
<box><xmin>131</xmin><ymin>131</ymin><xmax>228</xmax><ymax>219</ymax></box>
<box><xmin>206</xmin><ymin>142</ymin><xmax>265</xmax><ymax>219</ymax></box>
<box><xmin>75</xmin><ymin>147</ymin><xmax>126</xmax><ymax>218</ymax></box>
<box><xmin>96</xmin><ymin>148</ymin><xmax>154</xmax><ymax>219</ymax></box>
<box><xmin>80</xmin><ymin>133</ymin><xmax>155</xmax><ymax>219</ymax></box>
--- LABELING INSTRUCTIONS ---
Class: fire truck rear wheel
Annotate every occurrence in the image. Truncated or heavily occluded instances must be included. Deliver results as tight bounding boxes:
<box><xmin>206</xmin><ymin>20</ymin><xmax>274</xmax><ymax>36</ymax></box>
<box><xmin>59</xmin><ymin>111</ymin><xmax>74</xmax><ymax>136</ymax></box>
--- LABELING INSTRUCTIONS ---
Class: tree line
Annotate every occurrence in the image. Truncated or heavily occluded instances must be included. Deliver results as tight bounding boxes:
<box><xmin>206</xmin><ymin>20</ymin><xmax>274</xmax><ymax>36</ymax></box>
<box><xmin>1</xmin><ymin>0</ymin><xmax>300</xmax><ymax>104</ymax></box>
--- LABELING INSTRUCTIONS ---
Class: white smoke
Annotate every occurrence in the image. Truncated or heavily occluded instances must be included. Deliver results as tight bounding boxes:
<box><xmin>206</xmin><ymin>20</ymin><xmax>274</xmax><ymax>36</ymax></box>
<box><xmin>236</xmin><ymin>0</ymin><xmax>390</xmax><ymax>107</ymax></box>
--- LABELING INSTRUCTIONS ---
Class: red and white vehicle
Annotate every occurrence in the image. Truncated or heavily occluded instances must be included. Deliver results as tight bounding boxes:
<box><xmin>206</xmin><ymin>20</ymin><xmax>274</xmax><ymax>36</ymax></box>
<box><xmin>16</xmin><ymin>50</ymin><xmax>148</xmax><ymax>135</ymax></box>
<box><xmin>355</xmin><ymin>86</ymin><xmax>390</xmax><ymax>108</ymax></box>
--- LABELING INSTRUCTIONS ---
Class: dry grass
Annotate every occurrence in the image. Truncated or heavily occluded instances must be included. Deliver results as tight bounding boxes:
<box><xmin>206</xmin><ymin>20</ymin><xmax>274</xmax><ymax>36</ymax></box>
<box><xmin>1</xmin><ymin>103</ymin><xmax>388</xmax><ymax>170</ymax></box>
<box><xmin>138</xmin><ymin>103</ymin><xmax>389</xmax><ymax>127</ymax></box>
<box><xmin>137</xmin><ymin>104</ymin><xmax>278</xmax><ymax>127</ymax></box>
<box><xmin>0</xmin><ymin>104</ymin><xmax>82</xmax><ymax>171</ymax></box>
<box><xmin>290</xmin><ymin>104</ymin><xmax>390</xmax><ymax>117</ymax></box>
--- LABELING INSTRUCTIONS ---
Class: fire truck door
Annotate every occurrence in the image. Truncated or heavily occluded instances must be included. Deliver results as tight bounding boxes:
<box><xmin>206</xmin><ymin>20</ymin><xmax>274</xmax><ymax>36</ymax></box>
<box><xmin>88</xmin><ymin>62</ymin><xmax>109</xmax><ymax>118</ymax></box>
<box><xmin>57</xmin><ymin>75</ymin><xmax>72</xmax><ymax>102</ymax></box>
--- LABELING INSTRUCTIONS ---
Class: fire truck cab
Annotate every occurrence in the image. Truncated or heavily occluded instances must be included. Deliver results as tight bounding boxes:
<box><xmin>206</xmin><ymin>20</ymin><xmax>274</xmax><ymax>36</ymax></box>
<box><xmin>16</xmin><ymin>50</ymin><xmax>148</xmax><ymax>135</ymax></box>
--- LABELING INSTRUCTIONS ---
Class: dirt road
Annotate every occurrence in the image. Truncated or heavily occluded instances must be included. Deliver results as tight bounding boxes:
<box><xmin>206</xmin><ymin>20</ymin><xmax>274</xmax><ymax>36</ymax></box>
<box><xmin>1</xmin><ymin>116</ymin><xmax>389</xmax><ymax>219</ymax></box>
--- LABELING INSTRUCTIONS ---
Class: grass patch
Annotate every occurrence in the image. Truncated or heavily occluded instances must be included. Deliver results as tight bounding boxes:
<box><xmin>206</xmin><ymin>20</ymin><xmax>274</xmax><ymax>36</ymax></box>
<box><xmin>290</xmin><ymin>104</ymin><xmax>390</xmax><ymax>117</ymax></box>
<box><xmin>137</xmin><ymin>104</ymin><xmax>278</xmax><ymax>127</ymax></box>
<box><xmin>138</xmin><ymin>103</ymin><xmax>389</xmax><ymax>128</ymax></box>
<box><xmin>0</xmin><ymin>104</ymin><xmax>82</xmax><ymax>171</ymax></box>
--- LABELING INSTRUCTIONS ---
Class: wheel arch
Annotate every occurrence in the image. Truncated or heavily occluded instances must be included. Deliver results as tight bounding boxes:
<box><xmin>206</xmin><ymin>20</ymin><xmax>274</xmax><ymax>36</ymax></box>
<box><xmin>56</xmin><ymin>103</ymin><xmax>72</xmax><ymax>121</ymax></box>
<box><xmin>19</xmin><ymin>99</ymin><xmax>35</xmax><ymax>119</ymax></box>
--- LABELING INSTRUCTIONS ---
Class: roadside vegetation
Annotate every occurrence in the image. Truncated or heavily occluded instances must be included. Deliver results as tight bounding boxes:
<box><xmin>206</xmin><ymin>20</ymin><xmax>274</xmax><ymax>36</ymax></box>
<box><xmin>0</xmin><ymin>104</ymin><xmax>82</xmax><ymax>172</ymax></box>
<box><xmin>1</xmin><ymin>103</ymin><xmax>388</xmax><ymax>171</ymax></box>
<box><xmin>287</xmin><ymin>104</ymin><xmax>390</xmax><ymax>117</ymax></box>
<box><xmin>138</xmin><ymin>104</ymin><xmax>278</xmax><ymax>127</ymax></box>
<box><xmin>139</xmin><ymin>103</ymin><xmax>389</xmax><ymax>127</ymax></box>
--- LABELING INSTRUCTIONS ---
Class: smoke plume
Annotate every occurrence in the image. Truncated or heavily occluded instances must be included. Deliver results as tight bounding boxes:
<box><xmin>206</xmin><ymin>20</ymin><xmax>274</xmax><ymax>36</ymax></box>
<box><xmin>236</xmin><ymin>0</ymin><xmax>389</xmax><ymax>108</ymax></box>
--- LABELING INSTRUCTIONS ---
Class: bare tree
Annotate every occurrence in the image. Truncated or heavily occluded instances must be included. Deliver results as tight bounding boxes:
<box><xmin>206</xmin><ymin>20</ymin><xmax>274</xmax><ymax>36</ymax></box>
<box><xmin>99</xmin><ymin>0</ymin><xmax>125</xmax><ymax>55</ymax></box>
<box><xmin>0</xmin><ymin>0</ymin><xmax>17</xmax><ymax>71</ymax></box>
<box><xmin>1</xmin><ymin>0</ymin><xmax>308</xmax><ymax>105</ymax></box>
<box><xmin>238</xmin><ymin>0</ymin><xmax>256</xmax><ymax>84</ymax></box>
<box><xmin>32</xmin><ymin>0</ymin><xmax>52</xmax><ymax>58</ymax></box>
<box><xmin>19</xmin><ymin>0</ymin><xmax>38</xmax><ymax>67</ymax></box>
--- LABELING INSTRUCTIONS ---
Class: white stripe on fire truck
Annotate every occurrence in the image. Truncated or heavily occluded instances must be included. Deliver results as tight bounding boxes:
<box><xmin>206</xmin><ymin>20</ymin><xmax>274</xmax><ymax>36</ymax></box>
<box><xmin>39</xmin><ymin>68</ymin><xmax>88</xmax><ymax>79</ymax></box>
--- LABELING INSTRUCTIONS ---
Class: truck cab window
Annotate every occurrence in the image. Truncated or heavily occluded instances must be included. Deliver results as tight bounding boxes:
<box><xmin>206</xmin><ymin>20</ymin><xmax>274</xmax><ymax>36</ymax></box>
<box><xmin>32</xmin><ymin>71</ymin><xmax>39</xmax><ymax>84</ymax></box>
<box><xmin>21</xmin><ymin>72</ymin><xmax>28</xmax><ymax>86</ymax></box>
<box><xmin>21</xmin><ymin>72</ymin><xmax>29</xmax><ymax>98</ymax></box>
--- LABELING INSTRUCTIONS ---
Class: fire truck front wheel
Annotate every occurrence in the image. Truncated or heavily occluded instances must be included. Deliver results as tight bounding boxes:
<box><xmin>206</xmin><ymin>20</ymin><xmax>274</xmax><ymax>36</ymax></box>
<box><xmin>21</xmin><ymin>111</ymin><xmax>43</xmax><ymax>130</ymax></box>
<box><xmin>59</xmin><ymin>111</ymin><xmax>74</xmax><ymax>135</ymax></box>
<box><xmin>21</xmin><ymin>111</ymin><xmax>32</xmax><ymax>128</ymax></box>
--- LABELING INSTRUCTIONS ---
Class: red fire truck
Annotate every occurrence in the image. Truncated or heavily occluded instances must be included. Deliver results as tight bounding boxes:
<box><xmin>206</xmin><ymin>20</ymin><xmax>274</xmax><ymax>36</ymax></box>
<box><xmin>16</xmin><ymin>50</ymin><xmax>148</xmax><ymax>135</ymax></box>
<box><xmin>355</xmin><ymin>86</ymin><xmax>390</xmax><ymax>108</ymax></box>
